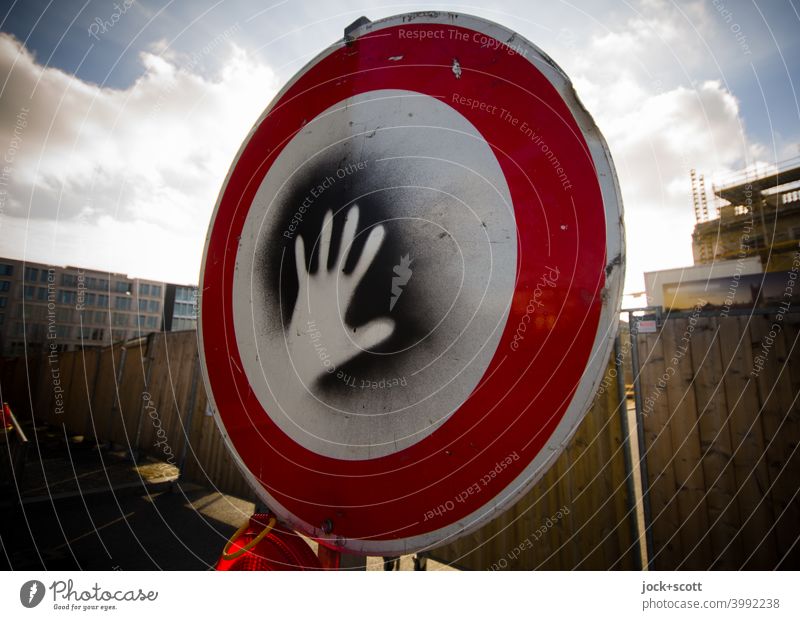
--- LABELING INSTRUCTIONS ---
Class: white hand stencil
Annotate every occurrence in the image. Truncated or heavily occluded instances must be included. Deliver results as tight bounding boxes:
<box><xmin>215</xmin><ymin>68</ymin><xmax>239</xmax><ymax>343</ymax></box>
<box><xmin>288</xmin><ymin>204</ymin><xmax>395</xmax><ymax>386</ymax></box>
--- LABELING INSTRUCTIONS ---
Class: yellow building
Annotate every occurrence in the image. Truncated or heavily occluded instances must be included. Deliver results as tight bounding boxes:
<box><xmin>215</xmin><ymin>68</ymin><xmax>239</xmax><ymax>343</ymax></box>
<box><xmin>692</xmin><ymin>158</ymin><xmax>800</xmax><ymax>272</ymax></box>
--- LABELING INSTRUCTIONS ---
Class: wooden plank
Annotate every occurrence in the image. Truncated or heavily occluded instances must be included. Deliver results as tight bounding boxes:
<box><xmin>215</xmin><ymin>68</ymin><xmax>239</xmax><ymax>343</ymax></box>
<box><xmin>88</xmin><ymin>345</ymin><xmax>122</xmax><ymax>442</ymax></box>
<box><xmin>183</xmin><ymin>385</ymin><xmax>210</xmax><ymax>484</ymax></box>
<box><xmin>569</xmin><ymin>358</ymin><xmax>633</xmax><ymax>569</ymax></box>
<box><xmin>660</xmin><ymin>317</ymin><xmax>713</xmax><ymax>569</ymax></box>
<box><xmin>540</xmin><ymin>457</ymin><xmax>564</xmax><ymax>569</ymax></box>
<box><xmin>501</xmin><ymin>465</ymin><xmax>550</xmax><ymax>570</ymax></box>
<box><xmin>32</xmin><ymin>352</ymin><xmax>53</xmax><ymax>426</ymax></box>
<box><xmin>603</xmin><ymin>370</ymin><xmax>637</xmax><ymax>569</ymax></box>
<box><xmin>4</xmin><ymin>354</ymin><xmax>42</xmax><ymax>424</ymax></box>
<box><xmin>577</xmin><ymin>388</ymin><xmax>609</xmax><ymax>569</ymax></box>
<box><xmin>114</xmin><ymin>341</ymin><xmax>146</xmax><ymax>448</ymax></box>
<box><xmin>428</xmin><ymin>355</ymin><xmax>633</xmax><ymax>570</ymax></box>
<box><xmin>64</xmin><ymin>348</ymin><xmax>98</xmax><ymax>435</ymax></box>
<box><xmin>57</xmin><ymin>350</ymin><xmax>77</xmax><ymax>431</ymax></box>
<box><xmin>637</xmin><ymin>331</ymin><xmax>682</xmax><ymax>569</ymax></box>
<box><xmin>718</xmin><ymin>315</ymin><xmax>777</xmax><ymax>568</ymax></box>
<box><xmin>196</xmin><ymin>412</ymin><xmax>217</xmax><ymax>488</ymax></box>
<box><xmin>517</xmin><ymin>484</ymin><xmax>549</xmax><ymax>569</ymax></box>
<box><xmin>755</xmin><ymin>311</ymin><xmax>800</xmax><ymax>569</ymax></box>
<box><xmin>137</xmin><ymin>334</ymin><xmax>163</xmax><ymax>455</ymax></box>
<box><xmin>688</xmin><ymin>316</ymin><xmax>741</xmax><ymax>569</ymax></box>
<box><xmin>162</xmin><ymin>331</ymin><xmax>191</xmax><ymax>466</ymax></box>
<box><xmin>171</xmin><ymin>334</ymin><xmax>199</xmax><ymax>464</ymax></box>
<box><xmin>562</xmin><ymin>401</ymin><xmax>582</xmax><ymax>569</ymax></box>
<box><xmin>773</xmin><ymin>312</ymin><xmax>800</xmax><ymax>568</ymax></box>
<box><xmin>150</xmin><ymin>332</ymin><xmax>175</xmax><ymax>456</ymax></box>
<box><xmin>57</xmin><ymin>351</ymin><xmax>76</xmax><ymax>426</ymax></box>
<box><xmin>750</xmin><ymin>313</ymin><xmax>795</xmax><ymax>554</ymax></box>
<box><xmin>564</xmin><ymin>394</ymin><xmax>592</xmax><ymax>569</ymax></box>
<box><xmin>80</xmin><ymin>348</ymin><xmax>103</xmax><ymax>439</ymax></box>
<box><xmin>532</xmin><ymin>382</ymin><xmax>597</xmax><ymax>570</ymax></box>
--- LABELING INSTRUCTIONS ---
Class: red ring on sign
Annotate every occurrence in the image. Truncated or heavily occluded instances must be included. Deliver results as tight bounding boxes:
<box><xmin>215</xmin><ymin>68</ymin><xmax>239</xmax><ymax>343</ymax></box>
<box><xmin>200</xmin><ymin>23</ymin><xmax>606</xmax><ymax>545</ymax></box>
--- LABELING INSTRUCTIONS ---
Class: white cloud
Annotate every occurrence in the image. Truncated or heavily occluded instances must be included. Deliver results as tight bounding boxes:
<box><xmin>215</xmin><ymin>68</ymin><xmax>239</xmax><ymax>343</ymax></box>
<box><xmin>0</xmin><ymin>33</ymin><xmax>278</xmax><ymax>283</ymax></box>
<box><xmin>0</xmin><ymin>1</ymin><xmax>771</xmax><ymax>295</ymax></box>
<box><xmin>563</xmin><ymin>0</ymin><xmax>761</xmax><ymax>294</ymax></box>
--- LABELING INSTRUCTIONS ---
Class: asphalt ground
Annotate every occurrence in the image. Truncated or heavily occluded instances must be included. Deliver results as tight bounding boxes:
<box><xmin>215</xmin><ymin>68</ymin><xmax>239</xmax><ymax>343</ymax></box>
<box><xmin>0</xmin><ymin>481</ymin><xmax>455</xmax><ymax>570</ymax></box>
<box><xmin>0</xmin><ymin>425</ymin><xmax>455</xmax><ymax>570</ymax></box>
<box><xmin>1</xmin><ymin>481</ymin><xmax>252</xmax><ymax>570</ymax></box>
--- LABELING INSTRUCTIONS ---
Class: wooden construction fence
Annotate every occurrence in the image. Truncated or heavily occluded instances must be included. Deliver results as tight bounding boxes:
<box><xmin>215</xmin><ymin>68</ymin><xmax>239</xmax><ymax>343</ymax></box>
<box><xmin>0</xmin><ymin>331</ymin><xmax>254</xmax><ymax>500</ymax></box>
<box><xmin>636</xmin><ymin>311</ymin><xmax>800</xmax><ymax>570</ymax></box>
<box><xmin>1</xmin><ymin>311</ymin><xmax>798</xmax><ymax>569</ymax></box>
<box><xmin>428</xmin><ymin>351</ymin><xmax>640</xmax><ymax>570</ymax></box>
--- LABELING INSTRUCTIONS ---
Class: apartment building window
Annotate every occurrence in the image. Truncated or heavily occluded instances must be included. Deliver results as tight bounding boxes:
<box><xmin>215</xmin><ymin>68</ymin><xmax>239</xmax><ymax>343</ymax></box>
<box><xmin>139</xmin><ymin>298</ymin><xmax>148</xmax><ymax>311</ymax></box>
<box><xmin>97</xmin><ymin>294</ymin><xmax>109</xmax><ymax>307</ymax></box>
<box><xmin>37</xmin><ymin>287</ymin><xmax>47</xmax><ymax>301</ymax></box>
<box><xmin>85</xmin><ymin>293</ymin><xmax>96</xmax><ymax>305</ymax></box>
<box><xmin>29</xmin><ymin>323</ymin><xmax>45</xmax><ymax>340</ymax></box>
<box><xmin>140</xmin><ymin>283</ymin><xmax>150</xmax><ymax>296</ymax></box>
<box><xmin>24</xmin><ymin>267</ymin><xmax>39</xmax><ymax>281</ymax></box>
<box><xmin>55</xmin><ymin>325</ymin><xmax>71</xmax><ymax>339</ymax></box>
<box><xmin>57</xmin><ymin>290</ymin><xmax>77</xmax><ymax>304</ymax></box>
<box><xmin>0</xmin><ymin>281</ymin><xmax>9</xmax><ymax>292</ymax></box>
<box><xmin>146</xmin><ymin>316</ymin><xmax>158</xmax><ymax>329</ymax></box>
<box><xmin>112</xmin><ymin>312</ymin><xmax>128</xmax><ymax>327</ymax></box>
<box><xmin>61</xmin><ymin>274</ymin><xmax>78</xmax><ymax>287</ymax></box>
<box><xmin>0</xmin><ymin>264</ymin><xmax>12</xmax><ymax>276</ymax></box>
<box><xmin>24</xmin><ymin>285</ymin><xmax>35</xmax><ymax>300</ymax></box>
<box><xmin>173</xmin><ymin>317</ymin><xmax>197</xmax><ymax>331</ymax></box>
<box><xmin>151</xmin><ymin>285</ymin><xmax>162</xmax><ymax>297</ymax></box>
<box><xmin>148</xmin><ymin>300</ymin><xmax>159</xmax><ymax>313</ymax></box>
<box><xmin>0</xmin><ymin>297</ymin><xmax>6</xmax><ymax>308</ymax></box>
<box><xmin>115</xmin><ymin>281</ymin><xmax>132</xmax><ymax>294</ymax></box>
<box><xmin>175</xmin><ymin>301</ymin><xmax>197</xmax><ymax>318</ymax></box>
<box><xmin>114</xmin><ymin>296</ymin><xmax>132</xmax><ymax>311</ymax></box>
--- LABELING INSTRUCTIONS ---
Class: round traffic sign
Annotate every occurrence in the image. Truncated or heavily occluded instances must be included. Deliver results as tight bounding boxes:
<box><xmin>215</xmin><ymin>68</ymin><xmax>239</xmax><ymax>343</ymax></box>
<box><xmin>199</xmin><ymin>12</ymin><xmax>624</xmax><ymax>556</ymax></box>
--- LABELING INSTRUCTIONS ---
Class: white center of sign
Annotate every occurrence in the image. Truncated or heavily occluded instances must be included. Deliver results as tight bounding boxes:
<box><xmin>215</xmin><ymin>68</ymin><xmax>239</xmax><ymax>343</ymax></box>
<box><xmin>233</xmin><ymin>89</ymin><xmax>517</xmax><ymax>460</ymax></box>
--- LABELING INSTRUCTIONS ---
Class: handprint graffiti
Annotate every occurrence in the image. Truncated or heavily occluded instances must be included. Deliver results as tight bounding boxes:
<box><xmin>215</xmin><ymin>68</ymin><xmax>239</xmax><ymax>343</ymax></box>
<box><xmin>287</xmin><ymin>204</ymin><xmax>395</xmax><ymax>387</ymax></box>
<box><xmin>232</xmin><ymin>89</ymin><xmax>517</xmax><ymax>459</ymax></box>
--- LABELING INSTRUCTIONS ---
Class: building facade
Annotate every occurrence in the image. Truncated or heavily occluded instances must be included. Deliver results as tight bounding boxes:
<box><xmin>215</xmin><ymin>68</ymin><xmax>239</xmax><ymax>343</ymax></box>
<box><xmin>162</xmin><ymin>283</ymin><xmax>198</xmax><ymax>332</ymax></box>
<box><xmin>0</xmin><ymin>258</ymin><xmax>166</xmax><ymax>356</ymax></box>
<box><xmin>692</xmin><ymin>159</ymin><xmax>800</xmax><ymax>272</ymax></box>
<box><xmin>645</xmin><ymin>158</ymin><xmax>800</xmax><ymax>311</ymax></box>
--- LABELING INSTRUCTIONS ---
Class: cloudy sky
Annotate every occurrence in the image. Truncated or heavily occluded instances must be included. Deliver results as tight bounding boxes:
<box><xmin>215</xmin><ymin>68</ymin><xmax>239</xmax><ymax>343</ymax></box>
<box><xmin>0</xmin><ymin>0</ymin><xmax>798</xmax><ymax>297</ymax></box>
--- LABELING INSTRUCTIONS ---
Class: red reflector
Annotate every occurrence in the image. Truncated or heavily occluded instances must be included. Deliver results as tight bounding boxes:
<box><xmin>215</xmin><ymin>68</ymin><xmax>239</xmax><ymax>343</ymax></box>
<box><xmin>216</xmin><ymin>513</ymin><xmax>322</xmax><ymax>571</ymax></box>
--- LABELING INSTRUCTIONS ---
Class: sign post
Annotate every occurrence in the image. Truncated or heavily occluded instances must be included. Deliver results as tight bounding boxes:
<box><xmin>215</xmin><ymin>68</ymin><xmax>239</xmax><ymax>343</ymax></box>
<box><xmin>199</xmin><ymin>12</ymin><xmax>624</xmax><ymax>557</ymax></box>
